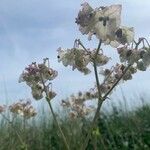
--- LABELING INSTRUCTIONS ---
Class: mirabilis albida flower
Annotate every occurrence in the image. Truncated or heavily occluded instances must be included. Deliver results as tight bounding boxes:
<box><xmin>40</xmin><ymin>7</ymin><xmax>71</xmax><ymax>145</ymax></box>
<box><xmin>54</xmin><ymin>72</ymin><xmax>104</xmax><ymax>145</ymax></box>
<box><xmin>57</xmin><ymin>2</ymin><xmax>150</xmax><ymax>120</ymax></box>
<box><xmin>57</xmin><ymin>47</ymin><xmax>91</xmax><ymax>74</ymax></box>
<box><xmin>19</xmin><ymin>58</ymin><xmax>57</xmax><ymax>100</ymax></box>
<box><xmin>76</xmin><ymin>2</ymin><xmax>134</xmax><ymax>47</ymax></box>
<box><xmin>57</xmin><ymin>43</ymin><xmax>110</xmax><ymax>74</ymax></box>
<box><xmin>61</xmin><ymin>91</ymin><xmax>96</xmax><ymax>119</ymax></box>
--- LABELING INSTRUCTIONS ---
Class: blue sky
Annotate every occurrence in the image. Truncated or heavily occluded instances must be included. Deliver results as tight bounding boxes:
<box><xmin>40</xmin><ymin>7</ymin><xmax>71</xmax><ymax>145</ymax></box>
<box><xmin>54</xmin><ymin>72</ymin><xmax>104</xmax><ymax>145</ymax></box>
<box><xmin>0</xmin><ymin>0</ymin><xmax>150</xmax><ymax>109</ymax></box>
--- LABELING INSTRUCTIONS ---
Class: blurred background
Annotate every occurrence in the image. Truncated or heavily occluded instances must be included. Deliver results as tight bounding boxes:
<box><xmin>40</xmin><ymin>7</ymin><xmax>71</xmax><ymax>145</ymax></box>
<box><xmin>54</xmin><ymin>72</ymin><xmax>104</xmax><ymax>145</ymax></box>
<box><xmin>0</xmin><ymin>0</ymin><xmax>150</xmax><ymax>110</ymax></box>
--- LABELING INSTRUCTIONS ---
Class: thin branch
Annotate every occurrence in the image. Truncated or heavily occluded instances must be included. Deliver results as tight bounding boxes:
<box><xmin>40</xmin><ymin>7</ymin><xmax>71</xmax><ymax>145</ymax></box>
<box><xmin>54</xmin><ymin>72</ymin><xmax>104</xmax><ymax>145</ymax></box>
<box><xmin>143</xmin><ymin>38</ymin><xmax>150</xmax><ymax>48</ymax></box>
<box><xmin>81</xmin><ymin>39</ymin><xmax>103</xmax><ymax>150</ymax></box>
<box><xmin>93</xmin><ymin>40</ymin><xmax>103</xmax><ymax>99</ymax></box>
<box><xmin>135</xmin><ymin>38</ymin><xmax>143</xmax><ymax>49</ymax></box>
<box><xmin>77</xmin><ymin>39</ymin><xmax>90</xmax><ymax>53</ymax></box>
<box><xmin>40</xmin><ymin>73</ymin><xmax>70</xmax><ymax>150</ymax></box>
<box><xmin>102</xmin><ymin>64</ymin><xmax>132</xmax><ymax>101</ymax></box>
<box><xmin>103</xmin><ymin>69</ymin><xmax>114</xmax><ymax>84</ymax></box>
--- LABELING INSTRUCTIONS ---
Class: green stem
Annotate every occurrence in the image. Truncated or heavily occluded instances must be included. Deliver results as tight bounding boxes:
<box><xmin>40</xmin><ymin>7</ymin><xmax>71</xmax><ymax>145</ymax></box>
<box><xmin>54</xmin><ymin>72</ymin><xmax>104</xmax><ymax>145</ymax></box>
<box><xmin>46</xmin><ymin>100</ymin><xmax>70</xmax><ymax>150</ymax></box>
<box><xmin>77</xmin><ymin>39</ymin><xmax>89</xmax><ymax>53</ymax></box>
<box><xmin>81</xmin><ymin>40</ymin><xmax>103</xmax><ymax>150</ymax></box>
<box><xmin>40</xmin><ymin>74</ymin><xmax>70</xmax><ymax>150</ymax></box>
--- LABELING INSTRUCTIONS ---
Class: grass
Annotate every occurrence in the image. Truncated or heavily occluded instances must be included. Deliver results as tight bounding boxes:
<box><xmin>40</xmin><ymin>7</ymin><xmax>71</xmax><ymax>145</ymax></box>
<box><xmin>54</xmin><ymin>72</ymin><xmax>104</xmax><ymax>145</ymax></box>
<box><xmin>0</xmin><ymin>100</ymin><xmax>150</xmax><ymax>150</ymax></box>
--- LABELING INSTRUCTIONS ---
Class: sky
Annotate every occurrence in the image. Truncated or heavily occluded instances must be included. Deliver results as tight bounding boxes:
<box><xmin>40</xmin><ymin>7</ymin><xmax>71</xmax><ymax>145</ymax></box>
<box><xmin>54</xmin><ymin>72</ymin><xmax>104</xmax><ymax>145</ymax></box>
<box><xmin>0</xmin><ymin>0</ymin><xmax>150</xmax><ymax>110</ymax></box>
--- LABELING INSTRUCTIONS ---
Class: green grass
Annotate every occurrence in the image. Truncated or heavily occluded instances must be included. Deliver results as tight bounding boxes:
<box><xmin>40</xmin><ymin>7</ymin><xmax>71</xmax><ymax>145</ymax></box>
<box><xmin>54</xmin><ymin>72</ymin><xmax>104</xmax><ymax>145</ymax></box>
<box><xmin>0</xmin><ymin>102</ymin><xmax>150</xmax><ymax>150</ymax></box>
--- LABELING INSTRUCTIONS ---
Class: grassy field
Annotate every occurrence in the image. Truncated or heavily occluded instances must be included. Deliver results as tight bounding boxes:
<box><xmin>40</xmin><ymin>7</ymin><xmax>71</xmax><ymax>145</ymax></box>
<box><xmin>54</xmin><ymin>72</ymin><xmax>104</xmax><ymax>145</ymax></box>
<box><xmin>0</xmin><ymin>101</ymin><xmax>150</xmax><ymax>150</ymax></box>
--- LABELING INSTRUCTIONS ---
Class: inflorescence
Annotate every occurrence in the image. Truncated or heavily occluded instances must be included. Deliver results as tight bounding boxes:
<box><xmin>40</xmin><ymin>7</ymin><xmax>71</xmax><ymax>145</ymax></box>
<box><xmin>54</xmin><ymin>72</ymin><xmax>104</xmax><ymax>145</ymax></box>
<box><xmin>58</xmin><ymin>2</ymin><xmax>150</xmax><ymax>118</ymax></box>
<box><xmin>19</xmin><ymin>58</ymin><xmax>57</xmax><ymax>100</ymax></box>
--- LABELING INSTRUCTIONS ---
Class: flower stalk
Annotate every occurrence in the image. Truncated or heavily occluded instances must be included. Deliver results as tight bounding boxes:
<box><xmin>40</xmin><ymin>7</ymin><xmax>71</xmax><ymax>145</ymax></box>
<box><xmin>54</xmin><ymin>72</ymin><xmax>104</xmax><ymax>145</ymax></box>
<box><xmin>40</xmin><ymin>73</ymin><xmax>70</xmax><ymax>150</ymax></box>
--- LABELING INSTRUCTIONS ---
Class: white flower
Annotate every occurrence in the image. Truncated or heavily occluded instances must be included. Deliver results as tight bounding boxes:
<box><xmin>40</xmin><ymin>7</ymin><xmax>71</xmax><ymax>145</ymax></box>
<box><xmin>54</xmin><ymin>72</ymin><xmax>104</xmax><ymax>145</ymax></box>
<box><xmin>90</xmin><ymin>50</ymin><xmax>110</xmax><ymax>66</ymax></box>
<box><xmin>76</xmin><ymin>2</ymin><xmax>95</xmax><ymax>35</ymax></box>
<box><xmin>76</xmin><ymin>3</ymin><xmax>122</xmax><ymax>44</ymax></box>
<box><xmin>57</xmin><ymin>47</ymin><xmax>75</xmax><ymax>66</ymax></box>
<box><xmin>57</xmin><ymin>47</ymin><xmax>91</xmax><ymax>74</ymax></box>
<box><xmin>94</xmin><ymin>5</ymin><xmax>122</xmax><ymax>41</ymax></box>
<box><xmin>109</xmin><ymin>40</ymin><xmax>120</xmax><ymax>48</ymax></box>
<box><xmin>38</xmin><ymin>64</ymin><xmax>58</xmax><ymax>81</ymax></box>
<box><xmin>9</xmin><ymin>100</ymin><xmax>37</xmax><ymax>119</ymax></box>
<box><xmin>76</xmin><ymin>3</ymin><xmax>134</xmax><ymax>48</ymax></box>
<box><xmin>115</xmin><ymin>26</ymin><xmax>134</xmax><ymax>45</ymax></box>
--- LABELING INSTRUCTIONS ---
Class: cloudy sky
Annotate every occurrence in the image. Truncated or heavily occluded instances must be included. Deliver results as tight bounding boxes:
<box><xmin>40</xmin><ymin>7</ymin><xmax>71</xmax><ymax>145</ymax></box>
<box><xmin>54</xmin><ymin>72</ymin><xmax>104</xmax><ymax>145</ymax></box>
<box><xmin>0</xmin><ymin>0</ymin><xmax>150</xmax><ymax>109</ymax></box>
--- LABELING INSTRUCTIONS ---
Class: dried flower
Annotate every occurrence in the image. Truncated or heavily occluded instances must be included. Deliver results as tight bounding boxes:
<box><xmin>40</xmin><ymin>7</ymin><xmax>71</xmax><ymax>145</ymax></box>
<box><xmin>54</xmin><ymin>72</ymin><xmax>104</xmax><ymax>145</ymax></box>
<box><xmin>76</xmin><ymin>3</ymin><xmax>134</xmax><ymax>47</ymax></box>
<box><xmin>94</xmin><ymin>4</ymin><xmax>122</xmax><ymax>42</ymax></box>
<box><xmin>58</xmin><ymin>47</ymin><xmax>110</xmax><ymax>74</ymax></box>
<box><xmin>61</xmin><ymin>90</ymin><xmax>96</xmax><ymax>118</ymax></box>
<box><xmin>90</xmin><ymin>49</ymin><xmax>110</xmax><ymax>66</ymax></box>
<box><xmin>19</xmin><ymin>58</ymin><xmax>57</xmax><ymax>100</ymax></box>
<box><xmin>9</xmin><ymin>100</ymin><xmax>37</xmax><ymax>119</ymax></box>
<box><xmin>57</xmin><ymin>47</ymin><xmax>91</xmax><ymax>74</ymax></box>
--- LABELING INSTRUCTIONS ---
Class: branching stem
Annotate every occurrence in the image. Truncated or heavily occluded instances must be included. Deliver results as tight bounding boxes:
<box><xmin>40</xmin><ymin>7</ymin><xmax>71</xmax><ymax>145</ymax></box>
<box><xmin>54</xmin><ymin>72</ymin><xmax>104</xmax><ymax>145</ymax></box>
<box><xmin>81</xmin><ymin>39</ymin><xmax>103</xmax><ymax>150</ymax></box>
<box><xmin>81</xmin><ymin>39</ymin><xmax>132</xmax><ymax>150</ymax></box>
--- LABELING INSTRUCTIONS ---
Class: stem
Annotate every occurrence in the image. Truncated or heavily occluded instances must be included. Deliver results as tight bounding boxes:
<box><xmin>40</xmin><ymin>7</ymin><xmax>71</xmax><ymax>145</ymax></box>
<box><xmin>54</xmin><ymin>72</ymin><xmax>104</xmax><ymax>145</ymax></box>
<box><xmin>135</xmin><ymin>38</ymin><xmax>143</xmax><ymax>49</ymax></box>
<box><xmin>40</xmin><ymin>74</ymin><xmax>70</xmax><ymax>150</ymax></box>
<box><xmin>102</xmin><ymin>64</ymin><xmax>132</xmax><ymax>101</ymax></box>
<box><xmin>143</xmin><ymin>38</ymin><xmax>150</xmax><ymax>48</ymax></box>
<box><xmin>103</xmin><ymin>69</ymin><xmax>114</xmax><ymax>84</ymax></box>
<box><xmin>93</xmin><ymin>40</ymin><xmax>103</xmax><ymax>99</ymax></box>
<box><xmin>81</xmin><ymin>39</ymin><xmax>132</xmax><ymax>150</ymax></box>
<box><xmin>82</xmin><ymin>64</ymin><xmax>131</xmax><ymax>150</ymax></box>
<box><xmin>81</xmin><ymin>40</ymin><xmax>103</xmax><ymax>150</ymax></box>
<box><xmin>47</xmin><ymin>100</ymin><xmax>70</xmax><ymax>150</ymax></box>
<box><xmin>77</xmin><ymin>39</ymin><xmax>90</xmax><ymax>53</ymax></box>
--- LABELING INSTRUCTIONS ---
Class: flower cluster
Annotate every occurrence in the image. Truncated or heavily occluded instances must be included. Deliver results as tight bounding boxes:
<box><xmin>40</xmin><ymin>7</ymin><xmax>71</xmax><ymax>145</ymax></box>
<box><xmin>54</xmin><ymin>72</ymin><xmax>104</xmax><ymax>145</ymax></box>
<box><xmin>19</xmin><ymin>58</ymin><xmax>57</xmax><ymax>100</ymax></box>
<box><xmin>61</xmin><ymin>64</ymin><xmax>136</xmax><ymax>107</ymax></box>
<box><xmin>98</xmin><ymin>64</ymin><xmax>136</xmax><ymax>95</ymax></box>
<box><xmin>57</xmin><ymin>47</ymin><xmax>91</xmax><ymax>74</ymax></box>
<box><xmin>57</xmin><ymin>2</ymin><xmax>150</xmax><ymax>120</ymax></box>
<box><xmin>76</xmin><ymin>2</ymin><xmax>134</xmax><ymax>47</ymax></box>
<box><xmin>117</xmin><ymin>44</ymin><xmax>150</xmax><ymax>71</ymax></box>
<box><xmin>57</xmin><ymin>47</ymin><xmax>109</xmax><ymax>74</ymax></box>
<box><xmin>61</xmin><ymin>91</ymin><xmax>96</xmax><ymax>119</ymax></box>
<box><xmin>0</xmin><ymin>105</ymin><xmax>6</xmax><ymax>113</ymax></box>
<box><xmin>9</xmin><ymin>100</ymin><xmax>37</xmax><ymax>119</ymax></box>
